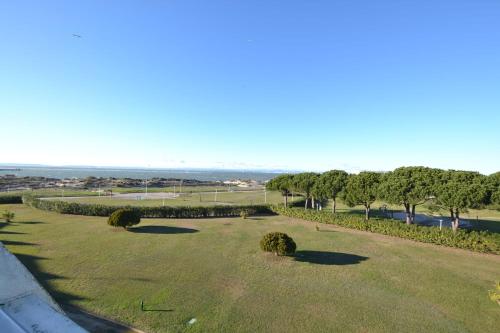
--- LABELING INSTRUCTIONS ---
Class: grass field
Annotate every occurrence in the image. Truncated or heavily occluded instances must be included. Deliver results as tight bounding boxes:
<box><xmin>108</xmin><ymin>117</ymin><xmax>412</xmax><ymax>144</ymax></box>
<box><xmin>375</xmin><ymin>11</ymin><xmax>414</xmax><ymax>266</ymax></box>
<box><xmin>111</xmin><ymin>186</ymin><xmax>259</xmax><ymax>194</ymax></box>
<box><xmin>50</xmin><ymin>190</ymin><xmax>290</xmax><ymax>207</ymax></box>
<box><xmin>9</xmin><ymin>187</ymin><xmax>500</xmax><ymax>233</ymax></box>
<box><xmin>1</xmin><ymin>204</ymin><xmax>499</xmax><ymax>332</ymax></box>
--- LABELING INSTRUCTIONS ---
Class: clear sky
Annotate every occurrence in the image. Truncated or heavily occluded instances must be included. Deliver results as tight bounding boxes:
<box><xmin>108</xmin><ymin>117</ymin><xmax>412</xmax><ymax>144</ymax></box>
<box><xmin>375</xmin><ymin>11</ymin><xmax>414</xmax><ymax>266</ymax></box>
<box><xmin>0</xmin><ymin>0</ymin><xmax>499</xmax><ymax>174</ymax></box>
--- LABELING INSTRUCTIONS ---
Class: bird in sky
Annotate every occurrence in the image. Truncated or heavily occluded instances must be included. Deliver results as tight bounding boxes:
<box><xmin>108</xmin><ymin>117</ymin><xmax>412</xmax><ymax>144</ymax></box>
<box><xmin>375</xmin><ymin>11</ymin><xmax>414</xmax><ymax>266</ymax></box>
<box><xmin>72</xmin><ymin>34</ymin><xmax>82</xmax><ymax>38</ymax></box>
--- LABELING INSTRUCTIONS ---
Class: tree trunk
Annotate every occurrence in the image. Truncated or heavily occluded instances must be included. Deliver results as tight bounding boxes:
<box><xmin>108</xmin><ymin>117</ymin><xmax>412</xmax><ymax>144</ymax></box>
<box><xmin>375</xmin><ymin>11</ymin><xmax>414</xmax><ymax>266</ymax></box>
<box><xmin>365</xmin><ymin>204</ymin><xmax>370</xmax><ymax>220</ymax></box>
<box><xmin>311</xmin><ymin>196</ymin><xmax>315</xmax><ymax>210</ymax></box>
<box><xmin>304</xmin><ymin>198</ymin><xmax>308</xmax><ymax>209</ymax></box>
<box><xmin>332</xmin><ymin>198</ymin><xmax>336</xmax><ymax>214</ymax></box>
<box><xmin>411</xmin><ymin>204</ymin><xmax>416</xmax><ymax>224</ymax></box>
<box><xmin>404</xmin><ymin>203</ymin><xmax>411</xmax><ymax>225</ymax></box>
<box><xmin>451</xmin><ymin>209</ymin><xmax>460</xmax><ymax>232</ymax></box>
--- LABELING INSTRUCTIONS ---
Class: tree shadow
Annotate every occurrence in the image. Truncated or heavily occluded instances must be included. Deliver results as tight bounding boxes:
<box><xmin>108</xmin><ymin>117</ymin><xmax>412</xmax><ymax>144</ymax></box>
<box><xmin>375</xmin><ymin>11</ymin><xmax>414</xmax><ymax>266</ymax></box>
<box><xmin>464</xmin><ymin>218</ymin><xmax>500</xmax><ymax>234</ymax></box>
<box><xmin>15</xmin><ymin>221</ymin><xmax>46</xmax><ymax>225</ymax></box>
<box><xmin>1</xmin><ymin>240</ymin><xmax>36</xmax><ymax>246</ymax></box>
<box><xmin>293</xmin><ymin>251</ymin><xmax>369</xmax><ymax>265</ymax></box>
<box><xmin>142</xmin><ymin>308</ymin><xmax>174</xmax><ymax>312</ymax></box>
<box><xmin>0</xmin><ymin>230</ymin><xmax>26</xmax><ymax>235</ymax></box>
<box><xmin>129</xmin><ymin>225</ymin><xmax>199</xmax><ymax>234</ymax></box>
<box><xmin>14</xmin><ymin>253</ymin><xmax>89</xmax><ymax>305</ymax></box>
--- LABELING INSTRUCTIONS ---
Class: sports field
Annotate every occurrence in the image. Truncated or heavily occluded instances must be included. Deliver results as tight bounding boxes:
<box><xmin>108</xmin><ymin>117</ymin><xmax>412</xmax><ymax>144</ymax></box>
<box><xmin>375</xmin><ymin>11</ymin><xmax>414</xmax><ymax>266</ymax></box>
<box><xmin>1</xmin><ymin>204</ymin><xmax>499</xmax><ymax>332</ymax></box>
<box><xmin>49</xmin><ymin>190</ymin><xmax>287</xmax><ymax>207</ymax></box>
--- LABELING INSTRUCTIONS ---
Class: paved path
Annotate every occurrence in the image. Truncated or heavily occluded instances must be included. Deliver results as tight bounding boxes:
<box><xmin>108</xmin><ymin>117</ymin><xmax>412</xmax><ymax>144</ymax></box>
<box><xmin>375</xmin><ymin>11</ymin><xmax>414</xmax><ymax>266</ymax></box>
<box><xmin>391</xmin><ymin>211</ymin><xmax>472</xmax><ymax>228</ymax></box>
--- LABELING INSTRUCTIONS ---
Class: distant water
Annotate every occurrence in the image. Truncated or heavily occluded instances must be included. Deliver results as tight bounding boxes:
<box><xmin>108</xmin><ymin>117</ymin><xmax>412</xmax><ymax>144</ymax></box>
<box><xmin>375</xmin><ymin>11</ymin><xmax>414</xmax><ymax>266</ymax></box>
<box><xmin>0</xmin><ymin>166</ymin><xmax>283</xmax><ymax>182</ymax></box>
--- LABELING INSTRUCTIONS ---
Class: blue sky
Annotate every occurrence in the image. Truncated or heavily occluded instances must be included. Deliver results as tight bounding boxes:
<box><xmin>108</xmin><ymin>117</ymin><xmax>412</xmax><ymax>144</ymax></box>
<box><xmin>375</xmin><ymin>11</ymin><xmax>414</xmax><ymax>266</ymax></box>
<box><xmin>0</xmin><ymin>0</ymin><xmax>499</xmax><ymax>174</ymax></box>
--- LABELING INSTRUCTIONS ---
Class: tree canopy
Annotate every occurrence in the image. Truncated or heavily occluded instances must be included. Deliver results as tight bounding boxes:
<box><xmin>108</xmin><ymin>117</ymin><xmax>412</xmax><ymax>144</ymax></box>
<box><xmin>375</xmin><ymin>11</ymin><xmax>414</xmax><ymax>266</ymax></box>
<box><xmin>344</xmin><ymin>171</ymin><xmax>382</xmax><ymax>220</ymax></box>
<box><xmin>487</xmin><ymin>172</ymin><xmax>500</xmax><ymax>206</ymax></box>
<box><xmin>292</xmin><ymin>172</ymin><xmax>319</xmax><ymax>209</ymax></box>
<box><xmin>313</xmin><ymin>170</ymin><xmax>349</xmax><ymax>213</ymax></box>
<box><xmin>378</xmin><ymin>166</ymin><xmax>438</xmax><ymax>224</ymax></box>
<box><xmin>266</xmin><ymin>174</ymin><xmax>294</xmax><ymax>207</ymax></box>
<box><xmin>434</xmin><ymin>170</ymin><xmax>488</xmax><ymax>231</ymax></box>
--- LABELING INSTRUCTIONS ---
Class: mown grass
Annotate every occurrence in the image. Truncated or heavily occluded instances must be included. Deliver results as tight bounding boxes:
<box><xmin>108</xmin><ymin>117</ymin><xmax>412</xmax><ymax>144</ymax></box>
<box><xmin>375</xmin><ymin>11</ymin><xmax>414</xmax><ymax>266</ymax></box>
<box><xmin>51</xmin><ymin>190</ymin><xmax>291</xmax><ymax>207</ymax></box>
<box><xmin>112</xmin><ymin>186</ymin><xmax>259</xmax><ymax>194</ymax></box>
<box><xmin>1</xmin><ymin>204</ymin><xmax>499</xmax><ymax>332</ymax></box>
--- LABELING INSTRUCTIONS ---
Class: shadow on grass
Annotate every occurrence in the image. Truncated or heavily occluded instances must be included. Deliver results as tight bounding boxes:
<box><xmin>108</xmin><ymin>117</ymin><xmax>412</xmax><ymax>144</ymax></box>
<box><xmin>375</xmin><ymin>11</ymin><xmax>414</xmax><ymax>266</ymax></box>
<box><xmin>15</xmin><ymin>221</ymin><xmax>46</xmax><ymax>225</ymax></box>
<box><xmin>1</xmin><ymin>240</ymin><xmax>36</xmax><ymax>246</ymax></box>
<box><xmin>142</xmin><ymin>308</ymin><xmax>174</xmax><ymax>312</ymax></box>
<box><xmin>129</xmin><ymin>225</ymin><xmax>199</xmax><ymax>234</ymax></box>
<box><xmin>463</xmin><ymin>218</ymin><xmax>500</xmax><ymax>234</ymax></box>
<box><xmin>14</xmin><ymin>253</ymin><xmax>89</xmax><ymax>305</ymax></box>
<box><xmin>293</xmin><ymin>251</ymin><xmax>368</xmax><ymax>265</ymax></box>
<box><xmin>0</xmin><ymin>230</ymin><xmax>26</xmax><ymax>235</ymax></box>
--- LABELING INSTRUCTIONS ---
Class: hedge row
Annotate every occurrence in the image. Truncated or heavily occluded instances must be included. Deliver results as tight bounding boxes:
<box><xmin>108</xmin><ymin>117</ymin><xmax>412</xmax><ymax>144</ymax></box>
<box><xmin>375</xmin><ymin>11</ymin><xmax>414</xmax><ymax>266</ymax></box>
<box><xmin>23</xmin><ymin>195</ymin><xmax>273</xmax><ymax>218</ymax></box>
<box><xmin>0</xmin><ymin>195</ymin><xmax>23</xmax><ymax>204</ymax></box>
<box><xmin>271</xmin><ymin>205</ymin><xmax>500</xmax><ymax>254</ymax></box>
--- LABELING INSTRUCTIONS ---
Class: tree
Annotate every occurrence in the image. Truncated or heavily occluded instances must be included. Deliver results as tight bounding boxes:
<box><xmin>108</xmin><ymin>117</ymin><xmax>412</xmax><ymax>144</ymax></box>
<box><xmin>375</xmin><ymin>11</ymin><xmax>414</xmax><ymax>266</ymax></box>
<box><xmin>434</xmin><ymin>170</ymin><xmax>488</xmax><ymax>232</ymax></box>
<box><xmin>266</xmin><ymin>174</ymin><xmax>294</xmax><ymax>207</ymax></box>
<box><xmin>378</xmin><ymin>167</ymin><xmax>439</xmax><ymax>224</ymax></box>
<box><xmin>292</xmin><ymin>173</ymin><xmax>319</xmax><ymax>209</ymax></box>
<box><xmin>107</xmin><ymin>209</ymin><xmax>141</xmax><ymax>229</ymax></box>
<box><xmin>487</xmin><ymin>171</ymin><xmax>500</xmax><ymax>206</ymax></box>
<box><xmin>344</xmin><ymin>172</ymin><xmax>381</xmax><ymax>220</ymax></box>
<box><xmin>314</xmin><ymin>170</ymin><xmax>348</xmax><ymax>213</ymax></box>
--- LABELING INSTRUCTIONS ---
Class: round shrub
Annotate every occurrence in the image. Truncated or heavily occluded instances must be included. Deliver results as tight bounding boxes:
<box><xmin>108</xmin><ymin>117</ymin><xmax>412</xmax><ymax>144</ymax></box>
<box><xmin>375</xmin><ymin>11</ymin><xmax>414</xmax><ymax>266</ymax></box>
<box><xmin>260</xmin><ymin>232</ymin><xmax>296</xmax><ymax>256</ymax></box>
<box><xmin>240</xmin><ymin>210</ymin><xmax>249</xmax><ymax>219</ymax></box>
<box><xmin>107</xmin><ymin>209</ymin><xmax>141</xmax><ymax>229</ymax></box>
<box><xmin>2</xmin><ymin>210</ymin><xmax>15</xmax><ymax>223</ymax></box>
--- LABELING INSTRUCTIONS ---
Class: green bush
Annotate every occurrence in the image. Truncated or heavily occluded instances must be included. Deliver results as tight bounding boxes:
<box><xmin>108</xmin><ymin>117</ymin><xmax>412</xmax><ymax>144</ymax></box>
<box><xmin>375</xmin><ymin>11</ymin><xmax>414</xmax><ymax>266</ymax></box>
<box><xmin>489</xmin><ymin>281</ymin><xmax>500</xmax><ymax>306</ymax></box>
<box><xmin>270</xmin><ymin>205</ymin><xmax>500</xmax><ymax>254</ymax></box>
<box><xmin>260</xmin><ymin>232</ymin><xmax>297</xmax><ymax>256</ymax></box>
<box><xmin>0</xmin><ymin>195</ymin><xmax>23</xmax><ymax>204</ymax></box>
<box><xmin>107</xmin><ymin>209</ymin><xmax>141</xmax><ymax>229</ymax></box>
<box><xmin>23</xmin><ymin>195</ymin><xmax>273</xmax><ymax>219</ymax></box>
<box><xmin>2</xmin><ymin>210</ymin><xmax>15</xmax><ymax>222</ymax></box>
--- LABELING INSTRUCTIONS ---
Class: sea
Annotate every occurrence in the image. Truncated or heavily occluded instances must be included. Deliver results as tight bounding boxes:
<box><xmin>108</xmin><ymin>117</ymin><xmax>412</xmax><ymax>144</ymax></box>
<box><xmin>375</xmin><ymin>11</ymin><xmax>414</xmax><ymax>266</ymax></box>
<box><xmin>0</xmin><ymin>165</ymin><xmax>284</xmax><ymax>182</ymax></box>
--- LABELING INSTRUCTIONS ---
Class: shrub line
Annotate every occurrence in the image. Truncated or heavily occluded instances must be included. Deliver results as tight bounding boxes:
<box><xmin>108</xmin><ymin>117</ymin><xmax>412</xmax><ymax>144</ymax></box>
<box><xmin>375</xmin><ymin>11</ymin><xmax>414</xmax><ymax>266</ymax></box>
<box><xmin>270</xmin><ymin>205</ymin><xmax>500</xmax><ymax>254</ymax></box>
<box><xmin>22</xmin><ymin>195</ymin><xmax>274</xmax><ymax>218</ymax></box>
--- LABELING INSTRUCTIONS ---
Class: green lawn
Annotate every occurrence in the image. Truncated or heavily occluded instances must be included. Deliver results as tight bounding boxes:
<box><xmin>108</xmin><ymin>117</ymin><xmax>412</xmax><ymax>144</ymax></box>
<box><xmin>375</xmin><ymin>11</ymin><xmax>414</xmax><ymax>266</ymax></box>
<box><xmin>51</xmin><ymin>190</ymin><xmax>291</xmax><ymax>207</ymax></box>
<box><xmin>112</xmin><ymin>186</ymin><xmax>260</xmax><ymax>194</ymax></box>
<box><xmin>1</xmin><ymin>204</ymin><xmax>500</xmax><ymax>332</ymax></box>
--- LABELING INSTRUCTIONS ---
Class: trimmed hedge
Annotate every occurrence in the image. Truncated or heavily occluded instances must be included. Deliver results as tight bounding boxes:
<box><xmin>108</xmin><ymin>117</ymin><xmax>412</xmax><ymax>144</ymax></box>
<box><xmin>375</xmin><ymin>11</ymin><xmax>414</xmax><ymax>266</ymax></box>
<box><xmin>271</xmin><ymin>205</ymin><xmax>500</xmax><ymax>254</ymax></box>
<box><xmin>0</xmin><ymin>195</ymin><xmax>23</xmax><ymax>204</ymax></box>
<box><xmin>23</xmin><ymin>195</ymin><xmax>273</xmax><ymax>218</ymax></box>
<box><xmin>108</xmin><ymin>209</ymin><xmax>141</xmax><ymax>229</ymax></box>
<box><xmin>260</xmin><ymin>232</ymin><xmax>297</xmax><ymax>256</ymax></box>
